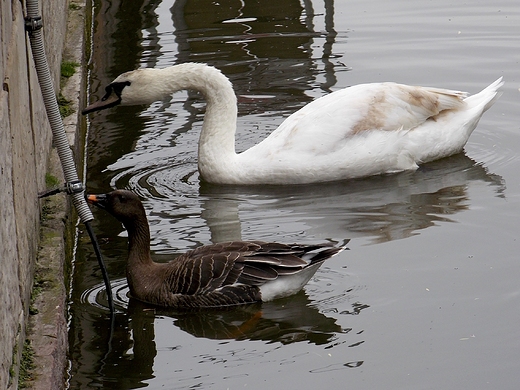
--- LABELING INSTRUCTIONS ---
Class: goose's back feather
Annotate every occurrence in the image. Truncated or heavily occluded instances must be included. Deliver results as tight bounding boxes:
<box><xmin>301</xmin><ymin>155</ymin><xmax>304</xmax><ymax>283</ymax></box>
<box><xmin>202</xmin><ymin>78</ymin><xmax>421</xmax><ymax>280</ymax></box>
<box><xmin>135</xmin><ymin>240</ymin><xmax>346</xmax><ymax>308</ymax></box>
<box><xmin>164</xmin><ymin>241</ymin><xmax>345</xmax><ymax>301</ymax></box>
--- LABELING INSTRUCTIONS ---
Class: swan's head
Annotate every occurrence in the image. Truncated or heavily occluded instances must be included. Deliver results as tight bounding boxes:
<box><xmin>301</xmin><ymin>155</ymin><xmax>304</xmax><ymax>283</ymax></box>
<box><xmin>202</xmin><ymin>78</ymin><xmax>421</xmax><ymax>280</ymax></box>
<box><xmin>82</xmin><ymin>68</ymin><xmax>172</xmax><ymax>114</ymax></box>
<box><xmin>83</xmin><ymin>64</ymin><xmax>234</xmax><ymax>115</ymax></box>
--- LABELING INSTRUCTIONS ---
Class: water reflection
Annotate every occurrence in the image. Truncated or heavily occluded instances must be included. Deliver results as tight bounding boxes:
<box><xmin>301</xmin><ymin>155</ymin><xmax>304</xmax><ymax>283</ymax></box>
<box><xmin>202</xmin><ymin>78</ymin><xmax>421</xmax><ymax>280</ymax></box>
<box><xmin>109</xmin><ymin>153</ymin><xmax>504</xmax><ymax>249</ymax></box>
<box><xmin>168</xmin><ymin>0</ymin><xmax>340</xmax><ymax>104</ymax></box>
<box><xmin>75</xmin><ymin>0</ymin><xmax>512</xmax><ymax>388</ymax></box>
<box><xmin>143</xmin><ymin>296</ymin><xmax>347</xmax><ymax>345</ymax></box>
<box><xmin>201</xmin><ymin>153</ymin><xmax>505</xmax><ymax>244</ymax></box>
<box><xmin>78</xmin><ymin>279</ymin><xmax>366</xmax><ymax>388</ymax></box>
<box><xmin>81</xmin><ymin>279</ymin><xmax>364</xmax><ymax>345</ymax></box>
<box><xmin>84</xmin><ymin>279</ymin><xmax>362</xmax><ymax>346</ymax></box>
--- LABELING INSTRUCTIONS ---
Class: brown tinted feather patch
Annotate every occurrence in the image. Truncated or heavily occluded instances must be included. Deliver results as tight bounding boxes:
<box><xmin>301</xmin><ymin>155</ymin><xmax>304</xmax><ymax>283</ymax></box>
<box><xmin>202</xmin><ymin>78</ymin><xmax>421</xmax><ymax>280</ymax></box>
<box><xmin>351</xmin><ymin>91</ymin><xmax>387</xmax><ymax>134</ymax></box>
<box><xmin>407</xmin><ymin>89</ymin><xmax>441</xmax><ymax>114</ymax></box>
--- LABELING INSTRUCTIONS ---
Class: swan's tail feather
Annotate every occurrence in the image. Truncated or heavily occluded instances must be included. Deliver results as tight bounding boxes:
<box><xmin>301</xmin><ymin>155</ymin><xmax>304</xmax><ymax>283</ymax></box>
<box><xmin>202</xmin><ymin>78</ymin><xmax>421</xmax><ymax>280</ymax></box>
<box><xmin>464</xmin><ymin>77</ymin><xmax>504</xmax><ymax>113</ymax></box>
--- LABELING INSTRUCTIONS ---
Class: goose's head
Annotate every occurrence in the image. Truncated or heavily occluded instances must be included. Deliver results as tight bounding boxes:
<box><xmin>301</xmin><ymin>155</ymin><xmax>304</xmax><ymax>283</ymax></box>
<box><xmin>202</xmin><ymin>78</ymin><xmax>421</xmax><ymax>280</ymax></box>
<box><xmin>82</xmin><ymin>68</ymin><xmax>172</xmax><ymax>114</ymax></box>
<box><xmin>86</xmin><ymin>189</ymin><xmax>147</xmax><ymax>228</ymax></box>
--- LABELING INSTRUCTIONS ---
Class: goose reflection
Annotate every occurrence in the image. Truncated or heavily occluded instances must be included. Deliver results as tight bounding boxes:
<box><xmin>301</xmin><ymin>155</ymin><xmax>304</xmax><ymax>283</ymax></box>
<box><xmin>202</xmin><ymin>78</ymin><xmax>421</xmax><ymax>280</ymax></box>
<box><xmin>87</xmin><ymin>284</ymin><xmax>364</xmax><ymax>388</ymax></box>
<box><xmin>88</xmin><ymin>278</ymin><xmax>361</xmax><ymax>346</ymax></box>
<box><xmin>156</xmin><ymin>292</ymin><xmax>353</xmax><ymax>345</ymax></box>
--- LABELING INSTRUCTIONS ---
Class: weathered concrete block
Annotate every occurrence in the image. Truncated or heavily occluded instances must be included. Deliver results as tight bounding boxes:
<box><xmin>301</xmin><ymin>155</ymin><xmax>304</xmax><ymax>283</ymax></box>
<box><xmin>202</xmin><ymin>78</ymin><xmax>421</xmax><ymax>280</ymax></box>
<box><xmin>0</xmin><ymin>88</ymin><xmax>23</xmax><ymax>390</ymax></box>
<box><xmin>0</xmin><ymin>0</ymin><xmax>70</xmax><ymax>388</ymax></box>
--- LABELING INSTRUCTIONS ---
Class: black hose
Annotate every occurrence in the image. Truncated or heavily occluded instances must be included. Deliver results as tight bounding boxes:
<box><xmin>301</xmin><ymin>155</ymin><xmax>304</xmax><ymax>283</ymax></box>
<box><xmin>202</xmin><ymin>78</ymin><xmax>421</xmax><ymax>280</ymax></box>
<box><xmin>26</xmin><ymin>1</ymin><xmax>93</xmax><ymax>223</ymax></box>
<box><xmin>85</xmin><ymin>221</ymin><xmax>114</xmax><ymax>312</ymax></box>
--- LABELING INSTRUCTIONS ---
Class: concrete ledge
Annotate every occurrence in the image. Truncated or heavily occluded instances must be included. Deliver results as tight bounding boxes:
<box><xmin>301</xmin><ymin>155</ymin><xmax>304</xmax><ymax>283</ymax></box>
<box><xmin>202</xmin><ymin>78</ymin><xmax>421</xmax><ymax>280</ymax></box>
<box><xmin>28</xmin><ymin>161</ymin><xmax>69</xmax><ymax>389</ymax></box>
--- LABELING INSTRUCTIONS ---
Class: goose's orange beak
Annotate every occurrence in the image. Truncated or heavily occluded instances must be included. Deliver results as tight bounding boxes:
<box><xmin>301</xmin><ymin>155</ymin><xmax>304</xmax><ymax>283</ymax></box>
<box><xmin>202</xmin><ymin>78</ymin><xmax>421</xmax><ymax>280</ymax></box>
<box><xmin>85</xmin><ymin>193</ymin><xmax>108</xmax><ymax>209</ymax></box>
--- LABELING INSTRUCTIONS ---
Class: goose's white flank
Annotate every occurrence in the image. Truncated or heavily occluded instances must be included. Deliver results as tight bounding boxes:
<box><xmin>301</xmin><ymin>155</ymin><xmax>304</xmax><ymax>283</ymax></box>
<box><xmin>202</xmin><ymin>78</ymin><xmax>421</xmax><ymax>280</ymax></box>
<box><xmin>83</xmin><ymin>63</ymin><xmax>503</xmax><ymax>185</ymax></box>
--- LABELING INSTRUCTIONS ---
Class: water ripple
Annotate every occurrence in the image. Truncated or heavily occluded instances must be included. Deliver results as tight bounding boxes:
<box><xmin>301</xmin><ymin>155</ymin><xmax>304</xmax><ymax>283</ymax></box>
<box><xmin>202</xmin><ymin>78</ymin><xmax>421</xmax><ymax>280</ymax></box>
<box><xmin>80</xmin><ymin>278</ymin><xmax>130</xmax><ymax>313</ymax></box>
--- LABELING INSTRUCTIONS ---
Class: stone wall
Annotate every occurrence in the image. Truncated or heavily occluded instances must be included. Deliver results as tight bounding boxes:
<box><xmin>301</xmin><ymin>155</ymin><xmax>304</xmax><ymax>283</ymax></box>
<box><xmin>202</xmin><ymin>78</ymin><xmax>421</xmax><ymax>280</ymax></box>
<box><xmin>0</xmin><ymin>0</ymin><xmax>70</xmax><ymax>388</ymax></box>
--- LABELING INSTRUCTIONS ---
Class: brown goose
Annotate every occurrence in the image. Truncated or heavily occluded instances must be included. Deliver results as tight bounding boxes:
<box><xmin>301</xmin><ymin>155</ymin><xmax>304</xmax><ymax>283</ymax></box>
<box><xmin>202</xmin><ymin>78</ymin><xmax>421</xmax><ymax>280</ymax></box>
<box><xmin>87</xmin><ymin>190</ymin><xmax>348</xmax><ymax>309</ymax></box>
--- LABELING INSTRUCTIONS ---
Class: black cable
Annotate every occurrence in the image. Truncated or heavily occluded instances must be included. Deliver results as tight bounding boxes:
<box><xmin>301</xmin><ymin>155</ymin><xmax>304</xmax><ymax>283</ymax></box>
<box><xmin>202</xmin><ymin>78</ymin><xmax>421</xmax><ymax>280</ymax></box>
<box><xmin>85</xmin><ymin>221</ymin><xmax>114</xmax><ymax>313</ymax></box>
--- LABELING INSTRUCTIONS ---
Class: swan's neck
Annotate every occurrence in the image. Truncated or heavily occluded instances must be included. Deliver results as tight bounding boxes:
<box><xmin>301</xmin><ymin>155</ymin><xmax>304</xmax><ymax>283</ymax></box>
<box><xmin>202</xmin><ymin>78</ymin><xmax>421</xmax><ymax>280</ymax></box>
<box><xmin>154</xmin><ymin>65</ymin><xmax>240</xmax><ymax>181</ymax></box>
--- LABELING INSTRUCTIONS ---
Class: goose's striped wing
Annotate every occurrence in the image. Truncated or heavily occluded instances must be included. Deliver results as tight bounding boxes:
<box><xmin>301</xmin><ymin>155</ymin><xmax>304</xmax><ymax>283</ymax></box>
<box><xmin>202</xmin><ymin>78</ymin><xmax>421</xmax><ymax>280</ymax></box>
<box><xmin>164</xmin><ymin>241</ymin><xmax>346</xmax><ymax>296</ymax></box>
<box><xmin>163</xmin><ymin>284</ymin><xmax>262</xmax><ymax>309</ymax></box>
<box><xmin>237</xmin><ymin>242</ymin><xmax>345</xmax><ymax>284</ymax></box>
<box><xmin>164</xmin><ymin>250</ymin><xmax>244</xmax><ymax>295</ymax></box>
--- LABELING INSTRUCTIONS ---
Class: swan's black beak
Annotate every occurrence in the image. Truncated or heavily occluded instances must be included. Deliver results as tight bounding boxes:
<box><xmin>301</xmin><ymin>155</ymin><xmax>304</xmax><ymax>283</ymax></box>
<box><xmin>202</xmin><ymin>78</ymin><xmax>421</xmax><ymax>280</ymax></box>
<box><xmin>82</xmin><ymin>86</ymin><xmax>121</xmax><ymax>114</ymax></box>
<box><xmin>82</xmin><ymin>81</ymin><xmax>130</xmax><ymax>115</ymax></box>
<box><xmin>86</xmin><ymin>193</ymin><xmax>108</xmax><ymax>210</ymax></box>
<box><xmin>82</xmin><ymin>95</ymin><xmax>120</xmax><ymax>114</ymax></box>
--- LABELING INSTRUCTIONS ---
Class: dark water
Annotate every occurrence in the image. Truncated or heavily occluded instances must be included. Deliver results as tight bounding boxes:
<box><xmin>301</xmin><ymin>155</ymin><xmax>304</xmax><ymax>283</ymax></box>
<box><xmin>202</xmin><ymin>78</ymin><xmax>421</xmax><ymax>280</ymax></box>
<box><xmin>69</xmin><ymin>0</ymin><xmax>520</xmax><ymax>388</ymax></box>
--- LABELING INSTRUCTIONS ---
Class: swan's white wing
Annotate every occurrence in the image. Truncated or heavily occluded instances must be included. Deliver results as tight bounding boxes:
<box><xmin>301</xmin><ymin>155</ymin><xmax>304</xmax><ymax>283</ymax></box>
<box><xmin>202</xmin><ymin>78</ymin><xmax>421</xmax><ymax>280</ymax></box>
<box><xmin>252</xmin><ymin>82</ymin><xmax>467</xmax><ymax>156</ymax></box>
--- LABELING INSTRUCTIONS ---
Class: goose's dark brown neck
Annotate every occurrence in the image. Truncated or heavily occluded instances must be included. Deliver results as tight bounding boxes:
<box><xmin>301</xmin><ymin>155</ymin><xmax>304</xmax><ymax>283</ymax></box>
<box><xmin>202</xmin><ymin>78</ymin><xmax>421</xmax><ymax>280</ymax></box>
<box><xmin>124</xmin><ymin>216</ymin><xmax>153</xmax><ymax>265</ymax></box>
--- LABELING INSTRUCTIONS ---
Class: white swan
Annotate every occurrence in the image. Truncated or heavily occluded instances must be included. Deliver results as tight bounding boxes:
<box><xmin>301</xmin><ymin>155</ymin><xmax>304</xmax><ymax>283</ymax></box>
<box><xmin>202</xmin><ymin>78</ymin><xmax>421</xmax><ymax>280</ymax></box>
<box><xmin>83</xmin><ymin>63</ymin><xmax>503</xmax><ymax>185</ymax></box>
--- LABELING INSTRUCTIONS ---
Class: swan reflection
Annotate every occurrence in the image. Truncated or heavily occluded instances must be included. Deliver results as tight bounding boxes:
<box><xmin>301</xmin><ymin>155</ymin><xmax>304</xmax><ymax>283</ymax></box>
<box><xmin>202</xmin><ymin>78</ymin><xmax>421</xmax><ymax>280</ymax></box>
<box><xmin>109</xmin><ymin>153</ymin><xmax>504</xmax><ymax>248</ymax></box>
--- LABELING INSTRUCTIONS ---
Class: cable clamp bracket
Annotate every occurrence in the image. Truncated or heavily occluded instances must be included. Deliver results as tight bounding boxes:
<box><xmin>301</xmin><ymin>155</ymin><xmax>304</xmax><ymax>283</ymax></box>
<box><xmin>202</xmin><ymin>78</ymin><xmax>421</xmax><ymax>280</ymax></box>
<box><xmin>38</xmin><ymin>180</ymin><xmax>84</xmax><ymax>198</ymax></box>
<box><xmin>24</xmin><ymin>16</ymin><xmax>43</xmax><ymax>35</ymax></box>
<box><xmin>65</xmin><ymin>180</ymin><xmax>85</xmax><ymax>195</ymax></box>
